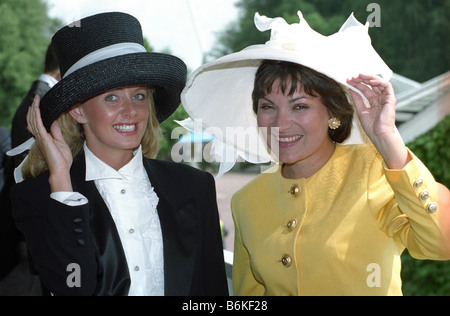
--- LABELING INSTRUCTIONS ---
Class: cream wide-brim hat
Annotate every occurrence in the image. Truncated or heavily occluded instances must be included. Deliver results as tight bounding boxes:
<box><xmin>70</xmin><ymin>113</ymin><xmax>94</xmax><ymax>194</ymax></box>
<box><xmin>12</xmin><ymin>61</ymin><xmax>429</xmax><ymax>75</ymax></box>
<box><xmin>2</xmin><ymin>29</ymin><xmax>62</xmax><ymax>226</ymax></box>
<box><xmin>180</xmin><ymin>11</ymin><xmax>393</xmax><ymax>176</ymax></box>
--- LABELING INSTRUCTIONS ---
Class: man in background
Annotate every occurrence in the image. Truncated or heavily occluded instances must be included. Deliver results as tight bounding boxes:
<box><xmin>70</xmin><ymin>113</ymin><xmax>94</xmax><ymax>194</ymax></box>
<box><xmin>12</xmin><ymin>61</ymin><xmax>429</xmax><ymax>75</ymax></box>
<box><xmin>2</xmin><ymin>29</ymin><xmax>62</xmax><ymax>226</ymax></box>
<box><xmin>0</xmin><ymin>43</ymin><xmax>59</xmax><ymax>295</ymax></box>
<box><xmin>11</xmin><ymin>43</ymin><xmax>60</xmax><ymax>167</ymax></box>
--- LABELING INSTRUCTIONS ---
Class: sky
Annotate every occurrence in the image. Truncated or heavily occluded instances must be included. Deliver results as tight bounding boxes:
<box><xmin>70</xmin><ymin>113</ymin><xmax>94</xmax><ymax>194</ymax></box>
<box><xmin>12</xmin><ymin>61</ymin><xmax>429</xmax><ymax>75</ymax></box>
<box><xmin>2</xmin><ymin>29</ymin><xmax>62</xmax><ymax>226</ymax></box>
<box><xmin>45</xmin><ymin>0</ymin><xmax>239</xmax><ymax>71</ymax></box>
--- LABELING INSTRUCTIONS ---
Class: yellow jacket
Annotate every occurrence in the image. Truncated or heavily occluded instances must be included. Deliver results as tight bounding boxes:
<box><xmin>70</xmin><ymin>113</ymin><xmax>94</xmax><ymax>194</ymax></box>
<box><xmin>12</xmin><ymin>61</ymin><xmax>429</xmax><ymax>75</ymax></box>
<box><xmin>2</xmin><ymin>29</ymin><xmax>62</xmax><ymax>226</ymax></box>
<box><xmin>231</xmin><ymin>144</ymin><xmax>449</xmax><ymax>296</ymax></box>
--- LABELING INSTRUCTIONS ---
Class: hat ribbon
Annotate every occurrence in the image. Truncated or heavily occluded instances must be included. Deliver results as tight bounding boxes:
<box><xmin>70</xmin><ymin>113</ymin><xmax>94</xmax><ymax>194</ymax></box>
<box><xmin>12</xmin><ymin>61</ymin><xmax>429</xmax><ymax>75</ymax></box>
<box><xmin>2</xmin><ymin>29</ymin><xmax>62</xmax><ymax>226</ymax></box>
<box><xmin>7</xmin><ymin>43</ymin><xmax>147</xmax><ymax>183</ymax></box>
<box><xmin>6</xmin><ymin>137</ymin><xmax>35</xmax><ymax>183</ymax></box>
<box><xmin>64</xmin><ymin>42</ymin><xmax>147</xmax><ymax>78</ymax></box>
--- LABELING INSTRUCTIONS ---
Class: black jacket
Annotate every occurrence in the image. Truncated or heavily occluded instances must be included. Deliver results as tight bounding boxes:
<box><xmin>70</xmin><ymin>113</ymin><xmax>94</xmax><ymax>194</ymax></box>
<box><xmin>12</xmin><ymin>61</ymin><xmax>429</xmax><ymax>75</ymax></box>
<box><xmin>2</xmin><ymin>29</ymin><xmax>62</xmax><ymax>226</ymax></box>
<box><xmin>11</xmin><ymin>156</ymin><xmax>228</xmax><ymax>296</ymax></box>
<box><xmin>0</xmin><ymin>127</ymin><xmax>20</xmax><ymax>280</ymax></box>
<box><xmin>1</xmin><ymin>79</ymin><xmax>52</xmax><ymax>281</ymax></box>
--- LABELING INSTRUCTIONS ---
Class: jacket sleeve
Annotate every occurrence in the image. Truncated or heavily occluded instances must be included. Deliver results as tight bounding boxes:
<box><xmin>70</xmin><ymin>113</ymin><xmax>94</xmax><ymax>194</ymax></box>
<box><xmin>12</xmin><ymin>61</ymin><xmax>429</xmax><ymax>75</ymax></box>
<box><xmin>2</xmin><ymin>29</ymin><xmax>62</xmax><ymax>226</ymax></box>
<box><xmin>368</xmin><ymin>149</ymin><xmax>450</xmax><ymax>260</ymax></box>
<box><xmin>231</xmin><ymin>194</ymin><xmax>265</xmax><ymax>296</ymax></box>
<box><xmin>197</xmin><ymin>172</ymin><xmax>229</xmax><ymax>296</ymax></box>
<box><xmin>11</xmin><ymin>181</ymin><xmax>98</xmax><ymax>296</ymax></box>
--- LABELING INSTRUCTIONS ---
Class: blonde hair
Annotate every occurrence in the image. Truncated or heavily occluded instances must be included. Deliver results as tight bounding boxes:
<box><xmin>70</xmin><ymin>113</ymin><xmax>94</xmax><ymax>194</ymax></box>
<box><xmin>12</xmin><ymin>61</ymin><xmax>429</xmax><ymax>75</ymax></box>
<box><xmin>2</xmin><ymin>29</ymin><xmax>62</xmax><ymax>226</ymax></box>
<box><xmin>22</xmin><ymin>87</ymin><xmax>162</xmax><ymax>179</ymax></box>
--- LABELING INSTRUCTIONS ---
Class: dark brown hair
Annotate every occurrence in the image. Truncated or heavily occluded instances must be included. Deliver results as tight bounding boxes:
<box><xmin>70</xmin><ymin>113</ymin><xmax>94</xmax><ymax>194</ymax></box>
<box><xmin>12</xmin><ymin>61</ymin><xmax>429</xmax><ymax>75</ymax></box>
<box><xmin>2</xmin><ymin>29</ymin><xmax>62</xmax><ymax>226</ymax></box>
<box><xmin>252</xmin><ymin>60</ymin><xmax>354</xmax><ymax>143</ymax></box>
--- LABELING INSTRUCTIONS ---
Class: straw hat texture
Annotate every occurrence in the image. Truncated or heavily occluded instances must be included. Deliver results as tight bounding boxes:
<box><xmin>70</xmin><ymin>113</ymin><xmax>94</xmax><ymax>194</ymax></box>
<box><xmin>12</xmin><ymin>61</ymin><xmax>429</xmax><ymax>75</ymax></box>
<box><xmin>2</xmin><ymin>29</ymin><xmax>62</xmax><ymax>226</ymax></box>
<box><xmin>40</xmin><ymin>12</ymin><xmax>187</xmax><ymax>130</ymax></box>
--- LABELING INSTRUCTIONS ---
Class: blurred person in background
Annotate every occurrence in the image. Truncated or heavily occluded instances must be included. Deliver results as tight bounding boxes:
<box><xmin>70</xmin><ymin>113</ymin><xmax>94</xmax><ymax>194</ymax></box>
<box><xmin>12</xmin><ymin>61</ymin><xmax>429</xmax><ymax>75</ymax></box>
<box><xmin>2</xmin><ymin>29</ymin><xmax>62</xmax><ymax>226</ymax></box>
<box><xmin>12</xmin><ymin>43</ymin><xmax>60</xmax><ymax>167</ymax></box>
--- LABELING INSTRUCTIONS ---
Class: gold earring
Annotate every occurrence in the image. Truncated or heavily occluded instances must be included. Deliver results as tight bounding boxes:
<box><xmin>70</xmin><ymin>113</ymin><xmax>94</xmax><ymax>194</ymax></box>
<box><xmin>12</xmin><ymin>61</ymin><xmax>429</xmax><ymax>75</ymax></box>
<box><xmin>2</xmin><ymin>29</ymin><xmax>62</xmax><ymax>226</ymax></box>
<box><xmin>328</xmin><ymin>117</ymin><xmax>341</xmax><ymax>130</ymax></box>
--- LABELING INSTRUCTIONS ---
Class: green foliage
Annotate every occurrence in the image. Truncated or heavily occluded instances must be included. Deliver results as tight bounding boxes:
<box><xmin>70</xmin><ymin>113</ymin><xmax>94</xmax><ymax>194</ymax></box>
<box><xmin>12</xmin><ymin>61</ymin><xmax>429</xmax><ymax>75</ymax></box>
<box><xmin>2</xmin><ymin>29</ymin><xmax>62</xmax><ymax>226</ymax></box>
<box><xmin>401</xmin><ymin>254</ymin><xmax>450</xmax><ymax>296</ymax></box>
<box><xmin>400</xmin><ymin>116</ymin><xmax>450</xmax><ymax>296</ymax></box>
<box><xmin>0</xmin><ymin>0</ymin><xmax>61</xmax><ymax>129</ymax></box>
<box><xmin>360</xmin><ymin>0</ymin><xmax>449</xmax><ymax>82</ymax></box>
<box><xmin>406</xmin><ymin>116</ymin><xmax>450</xmax><ymax>187</ymax></box>
<box><xmin>158</xmin><ymin>105</ymin><xmax>188</xmax><ymax>161</ymax></box>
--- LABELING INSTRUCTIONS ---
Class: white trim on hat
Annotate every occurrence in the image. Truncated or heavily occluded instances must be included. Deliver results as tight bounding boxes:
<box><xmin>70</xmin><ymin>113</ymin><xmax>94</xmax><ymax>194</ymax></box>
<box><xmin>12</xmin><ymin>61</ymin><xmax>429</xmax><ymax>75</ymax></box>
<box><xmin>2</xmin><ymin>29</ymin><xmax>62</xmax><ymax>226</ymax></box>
<box><xmin>38</xmin><ymin>74</ymin><xmax>58</xmax><ymax>88</ymax></box>
<box><xmin>64</xmin><ymin>42</ymin><xmax>147</xmax><ymax>78</ymax></box>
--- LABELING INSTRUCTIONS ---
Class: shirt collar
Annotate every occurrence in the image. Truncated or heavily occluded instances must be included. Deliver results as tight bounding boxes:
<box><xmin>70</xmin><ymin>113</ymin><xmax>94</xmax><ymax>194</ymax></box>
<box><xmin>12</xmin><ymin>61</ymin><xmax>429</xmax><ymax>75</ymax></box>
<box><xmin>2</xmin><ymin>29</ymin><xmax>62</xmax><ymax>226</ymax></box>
<box><xmin>38</xmin><ymin>74</ymin><xmax>58</xmax><ymax>88</ymax></box>
<box><xmin>84</xmin><ymin>143</ymin><xmax>146</xmax><ymax>181</ymax></box>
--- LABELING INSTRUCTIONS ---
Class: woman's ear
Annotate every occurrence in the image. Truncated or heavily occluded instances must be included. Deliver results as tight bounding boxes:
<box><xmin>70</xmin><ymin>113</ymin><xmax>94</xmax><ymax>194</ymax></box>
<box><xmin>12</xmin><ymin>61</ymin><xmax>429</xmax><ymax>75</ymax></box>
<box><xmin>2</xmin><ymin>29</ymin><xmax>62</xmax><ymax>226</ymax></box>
<box><xmin>69</xmin><ymin>104</ymin><xmax>88</xmax><ymax>124</ymax></box>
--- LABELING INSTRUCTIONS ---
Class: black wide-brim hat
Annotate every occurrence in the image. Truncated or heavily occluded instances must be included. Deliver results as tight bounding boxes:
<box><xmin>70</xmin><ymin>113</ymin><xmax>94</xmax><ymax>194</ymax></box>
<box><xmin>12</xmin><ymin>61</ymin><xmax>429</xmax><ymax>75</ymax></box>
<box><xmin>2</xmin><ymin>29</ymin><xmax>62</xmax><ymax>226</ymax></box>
<box><xmin>40</xmin><ymin>12</ymin><xmax>187</xmax><ymax>130</ymax></box>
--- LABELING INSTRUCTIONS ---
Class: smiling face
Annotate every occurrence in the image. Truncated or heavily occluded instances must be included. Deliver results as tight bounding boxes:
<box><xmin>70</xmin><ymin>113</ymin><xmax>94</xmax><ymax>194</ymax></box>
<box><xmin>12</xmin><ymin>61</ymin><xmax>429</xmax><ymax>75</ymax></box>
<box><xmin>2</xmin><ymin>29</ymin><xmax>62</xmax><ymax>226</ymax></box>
<box><xmin>252</xmin><ymin>60</ymin><xmax>355</xmax><ymax>178</ymax></box>
<box><xmin>69</xmin><ymin>85</ymin><xmax>150</xmax><ymax>167</ymax></box>
<box><xmin>256</xmin><ymin>79</ymin><xmax>336</xmax><ymax>176</ymax></box>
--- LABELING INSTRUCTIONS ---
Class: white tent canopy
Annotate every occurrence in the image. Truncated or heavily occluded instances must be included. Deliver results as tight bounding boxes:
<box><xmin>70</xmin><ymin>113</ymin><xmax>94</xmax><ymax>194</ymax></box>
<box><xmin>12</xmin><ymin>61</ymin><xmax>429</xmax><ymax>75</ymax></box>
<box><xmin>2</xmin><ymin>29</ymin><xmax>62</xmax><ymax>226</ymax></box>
<box><xmin>392</xmin><ymin>71</ymin><xmax>450</xmax><ymax>144</ymax></box>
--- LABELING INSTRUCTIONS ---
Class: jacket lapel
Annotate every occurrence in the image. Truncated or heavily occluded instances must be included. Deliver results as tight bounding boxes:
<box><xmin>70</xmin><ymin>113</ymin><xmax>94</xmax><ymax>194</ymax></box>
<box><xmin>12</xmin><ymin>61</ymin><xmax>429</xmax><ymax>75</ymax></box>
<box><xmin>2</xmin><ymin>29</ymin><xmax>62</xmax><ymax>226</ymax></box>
<box><xmin>143</xmin><ymin>159</ymin><xmax>198</xmax><ymax>296</ymax></box>
<box><xmin>69</xmin><ymin>157</ymin><xmax>197</xmax><ymax>296</ymax></box>
<box><xmin>70</xmin><ymin>157</ymin><xmax>131</xmax><ymax>296</ymax></box>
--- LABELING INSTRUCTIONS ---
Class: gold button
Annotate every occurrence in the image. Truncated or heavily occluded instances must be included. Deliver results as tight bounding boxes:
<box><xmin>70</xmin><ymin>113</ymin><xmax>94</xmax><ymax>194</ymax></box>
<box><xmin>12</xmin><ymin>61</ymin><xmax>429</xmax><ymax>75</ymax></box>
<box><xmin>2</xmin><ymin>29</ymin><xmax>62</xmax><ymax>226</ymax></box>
<box><xmin>281</xmin><ymin>255</ymin><xmax>292</xmax><ymax>267</ymax></box>
<box><xmin>426</xmin><ymin>202</ymin><xmax>438</xmax><ymax>213</ymax></box>
<box><xmin>419</xmin><ymin>190</ymin><xmax>430</xmax><ymax>202</ymax></box>
<box><xmin>289</xmin><ymin>185</ymin><xmax>300</xmax><ymax>197</ymax></box>
<box><xmin>413</xmin><ymin>178</ymin><xmax>424</xmax><ymax>188</ymax></box>
<box><xmin>287</xmin><ymin>219</ymin><xmax>297</xmax><ymax>232</ymax></box>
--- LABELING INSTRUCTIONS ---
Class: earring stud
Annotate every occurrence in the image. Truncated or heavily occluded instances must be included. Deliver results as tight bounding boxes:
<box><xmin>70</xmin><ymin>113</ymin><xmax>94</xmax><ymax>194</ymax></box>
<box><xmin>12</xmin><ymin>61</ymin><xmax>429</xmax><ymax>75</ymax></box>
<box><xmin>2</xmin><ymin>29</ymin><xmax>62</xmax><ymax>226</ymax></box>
<box><xmin>328</xmin><ymin>117</ymin><xmax>341</xmax><ymax>130</ymax></box>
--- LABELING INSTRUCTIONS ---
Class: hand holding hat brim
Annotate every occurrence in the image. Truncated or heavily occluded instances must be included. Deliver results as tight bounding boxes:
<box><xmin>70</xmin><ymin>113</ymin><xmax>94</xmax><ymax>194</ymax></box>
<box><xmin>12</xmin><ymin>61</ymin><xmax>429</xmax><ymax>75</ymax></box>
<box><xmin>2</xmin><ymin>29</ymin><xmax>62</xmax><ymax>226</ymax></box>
<box><xmin>347</xmin><ymin>74</ymin><xmax>397</xmax><ymax>139</ymax></box>
<box><xmin>27</xmin><ymin>95</ymin><xmax>73</xmax><ymax>191</ymax></box>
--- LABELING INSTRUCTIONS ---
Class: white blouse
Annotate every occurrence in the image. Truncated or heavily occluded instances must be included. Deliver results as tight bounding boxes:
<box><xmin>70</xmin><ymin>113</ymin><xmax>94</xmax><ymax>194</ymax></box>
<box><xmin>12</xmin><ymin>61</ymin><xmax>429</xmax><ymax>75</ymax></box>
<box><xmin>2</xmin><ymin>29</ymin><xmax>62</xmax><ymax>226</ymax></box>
<box><xmin>51</xmin><ymin>144</ymin><xmax>164</xmax><ymax>296</ymax></box>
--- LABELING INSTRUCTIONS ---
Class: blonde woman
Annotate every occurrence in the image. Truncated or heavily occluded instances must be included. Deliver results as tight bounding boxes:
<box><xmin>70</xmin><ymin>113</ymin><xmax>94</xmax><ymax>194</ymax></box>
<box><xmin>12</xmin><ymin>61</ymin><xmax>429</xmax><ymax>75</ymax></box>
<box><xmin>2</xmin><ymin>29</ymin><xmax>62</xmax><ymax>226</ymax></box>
<box><xmin>11</xmin><ymin>12</ymin><xmax>228</xmax><ymax>296</ymax></box>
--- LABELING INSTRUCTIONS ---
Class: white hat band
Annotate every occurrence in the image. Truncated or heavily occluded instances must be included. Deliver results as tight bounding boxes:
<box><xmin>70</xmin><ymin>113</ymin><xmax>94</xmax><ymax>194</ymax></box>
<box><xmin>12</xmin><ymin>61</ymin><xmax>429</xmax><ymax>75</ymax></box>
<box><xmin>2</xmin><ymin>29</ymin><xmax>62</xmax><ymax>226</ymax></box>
<box><xmin>64</xmin><ymin>42</ymin><xmax>146</xmax><ymax>78</ymax></box>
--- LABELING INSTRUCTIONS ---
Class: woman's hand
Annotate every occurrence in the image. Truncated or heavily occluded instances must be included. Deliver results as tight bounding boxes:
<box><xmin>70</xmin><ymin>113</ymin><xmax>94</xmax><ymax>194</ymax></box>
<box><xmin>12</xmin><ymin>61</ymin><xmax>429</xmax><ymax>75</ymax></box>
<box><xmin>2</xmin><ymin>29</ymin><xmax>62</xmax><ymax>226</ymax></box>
<box><xmin>347</xmin><ymin>74</ymin><xmax>397</xmax><ymax>138</ymax></box>
<box><xmin>27</xmin><ymin>95</ymin><xmax>74</xmax><ymax>192</ymax></box>
<box><xmin>347</xmin><ymin>74</ymin><xmax>410</xmax><ymax>169</ymax></box>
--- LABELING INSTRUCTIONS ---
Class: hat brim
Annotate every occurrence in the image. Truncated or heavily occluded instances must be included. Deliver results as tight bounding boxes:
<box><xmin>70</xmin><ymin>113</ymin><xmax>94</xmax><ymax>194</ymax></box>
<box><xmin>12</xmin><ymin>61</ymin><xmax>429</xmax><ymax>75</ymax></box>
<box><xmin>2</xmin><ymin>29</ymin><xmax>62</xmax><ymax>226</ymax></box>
<box><xmin>180</xmin><ymin>12</ymin><xmax>393</xmax><ymax>177</ymax></box>
<box><xmin>181</xmin><ymin>44</ymin><xmax>375</xmax><ymax>161</ymax></box>
<box><xmin>40</xmin><ymin>52</ymin><xmax>187</xmax><ymax>130</ymax></box>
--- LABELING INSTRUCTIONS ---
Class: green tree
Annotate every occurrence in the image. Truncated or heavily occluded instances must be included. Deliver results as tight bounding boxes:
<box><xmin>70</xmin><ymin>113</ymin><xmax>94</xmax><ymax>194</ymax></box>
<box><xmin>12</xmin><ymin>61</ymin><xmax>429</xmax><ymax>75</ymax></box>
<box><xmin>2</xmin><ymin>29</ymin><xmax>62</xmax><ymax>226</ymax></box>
<box><xmin>0</xmin><ymin>0</ymin><xmax>61</xmax><ymax>128</ymax></box>
<box><xmin>354</xmin><ymin>0</ymin><xmax>450</xmax><ymax>82</ymax></box>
